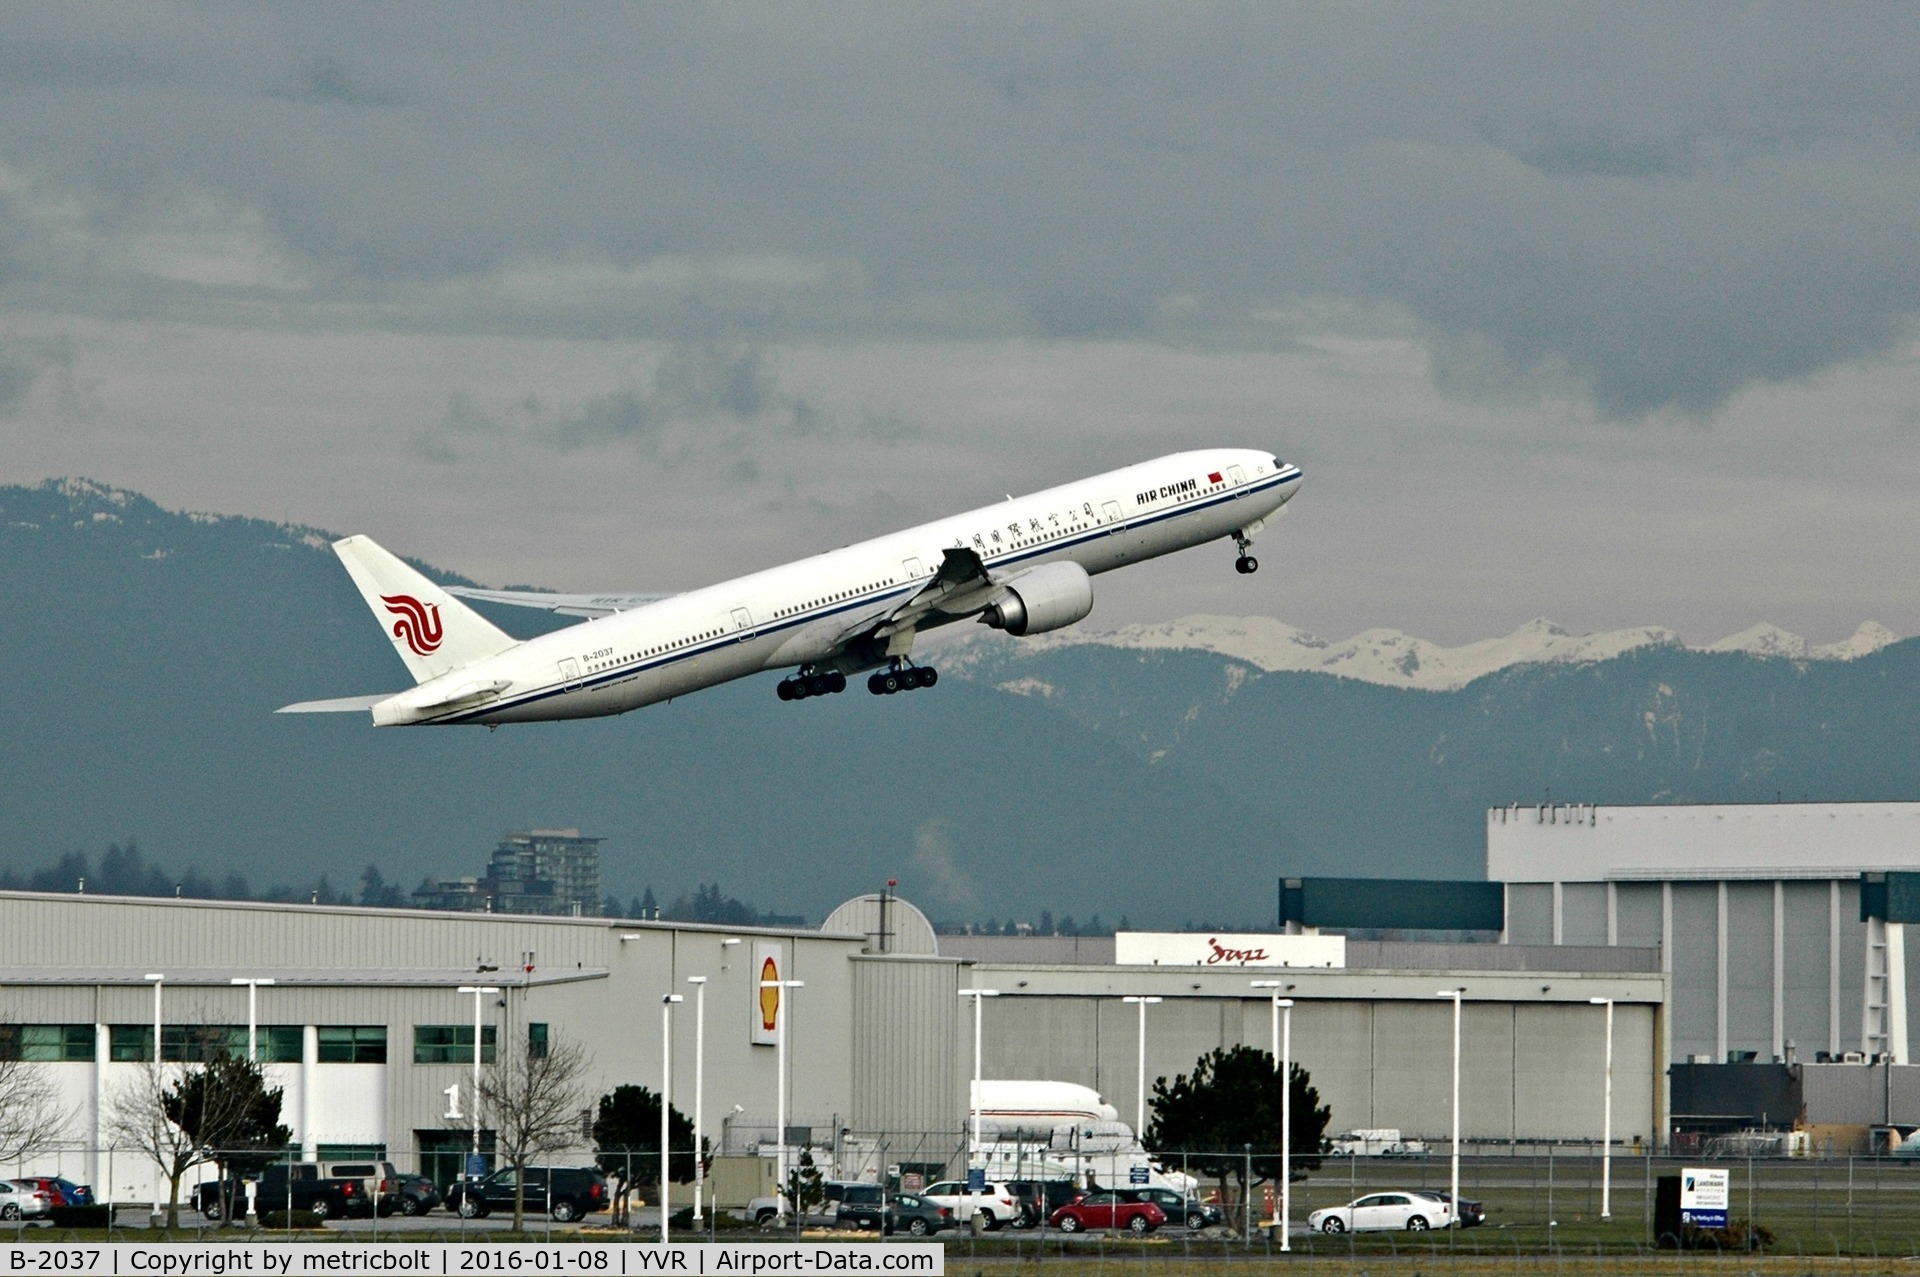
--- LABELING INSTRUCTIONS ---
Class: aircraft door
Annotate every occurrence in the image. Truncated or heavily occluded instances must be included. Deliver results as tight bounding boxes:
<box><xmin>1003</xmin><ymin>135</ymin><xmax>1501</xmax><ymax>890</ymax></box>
<box><xmin>1228</xmin><ymin>464</ymin><xmax>1247</xmax><ymax>490</ymax></box>
<box><xmin>731</xmin><ymin>607</ymin><xmax>752</xmax><ymax>641</ymax></box>
<box><xmin>1101</xmin><ymin>500</ymin><xmax>1122</xmax><ymax>533</ymax></box>
<box><xmin>903</xmin><ymin>557</ymin><xmax>923</xmax><ymax>580</ymax></box>
<box><xmin>557</xmin><ymin>658</ymin><xmax>581</xmax><ymax>689</ymax></box>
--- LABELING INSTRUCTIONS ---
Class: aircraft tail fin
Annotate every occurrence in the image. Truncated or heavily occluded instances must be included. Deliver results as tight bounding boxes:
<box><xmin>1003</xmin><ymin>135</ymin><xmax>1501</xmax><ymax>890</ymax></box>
<box><xmin>332</xmin><ymin>535</ymin><xmax>518</xmax><ymax>684</ymax></box>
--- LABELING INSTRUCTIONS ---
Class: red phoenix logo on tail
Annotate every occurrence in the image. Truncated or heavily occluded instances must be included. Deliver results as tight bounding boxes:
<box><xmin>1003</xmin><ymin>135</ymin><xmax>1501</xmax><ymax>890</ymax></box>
<box><xmin>381</xmin><ymin>594</ymin><xmax>445</xmax><ymax>657</ymax></box>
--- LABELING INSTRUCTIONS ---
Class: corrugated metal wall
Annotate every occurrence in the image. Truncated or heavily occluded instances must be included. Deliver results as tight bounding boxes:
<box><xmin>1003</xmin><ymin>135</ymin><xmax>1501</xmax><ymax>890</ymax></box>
<box><xmin>848</xmin><ymin>956</ymin><xmax>965</xmax><ymax>1136</ymax></box>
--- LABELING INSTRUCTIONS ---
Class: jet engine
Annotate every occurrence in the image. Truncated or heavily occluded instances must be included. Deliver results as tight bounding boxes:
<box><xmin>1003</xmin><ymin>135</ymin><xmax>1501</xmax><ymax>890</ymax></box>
<box><xmin>980</xmin><ymin>561</ymin><xmax>1094</xmax><ymax>636</ymax></box>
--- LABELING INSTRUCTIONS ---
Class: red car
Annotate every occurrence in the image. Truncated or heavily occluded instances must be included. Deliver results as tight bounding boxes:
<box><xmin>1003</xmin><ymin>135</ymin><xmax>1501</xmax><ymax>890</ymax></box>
<box><xmin>15</xmin><ymin>1178</ymin><xmax>92</xmax><ymax>1208</ymax></box>
<box><xmin>1049</xmin><ymin>1191</ymin><xmax>1166</xmax><ymax>1234</ymax></box>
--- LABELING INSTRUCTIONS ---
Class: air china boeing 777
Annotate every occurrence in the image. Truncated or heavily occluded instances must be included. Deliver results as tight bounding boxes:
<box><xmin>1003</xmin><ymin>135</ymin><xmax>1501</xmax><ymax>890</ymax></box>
<box><xmin>279</xmin><ymin>449</ymin><xmax>1302</xmax><ymax>726</ymax></box>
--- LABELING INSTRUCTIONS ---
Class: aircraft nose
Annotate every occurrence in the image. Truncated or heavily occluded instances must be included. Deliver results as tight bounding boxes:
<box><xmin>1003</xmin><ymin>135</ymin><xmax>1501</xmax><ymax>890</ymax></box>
<box><xmin>1275</xmin><ymin>456</ymin><xmax>1303</xmax><ymax>496</ymax></box>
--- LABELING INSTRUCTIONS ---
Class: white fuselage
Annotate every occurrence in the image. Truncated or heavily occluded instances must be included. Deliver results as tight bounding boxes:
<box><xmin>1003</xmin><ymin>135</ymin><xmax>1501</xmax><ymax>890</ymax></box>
<box><xmin>391</xmin><ymin>448</ymin><xmax>1300</xmax><ymax>725</ymax></box>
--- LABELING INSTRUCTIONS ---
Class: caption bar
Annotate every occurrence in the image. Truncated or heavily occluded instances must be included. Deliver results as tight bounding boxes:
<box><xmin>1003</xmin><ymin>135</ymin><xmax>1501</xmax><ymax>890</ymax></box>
<box><xmin>0</xmin><ymin>1244</ymin><xmax>943</xmax><ymax>1277</ymax></box>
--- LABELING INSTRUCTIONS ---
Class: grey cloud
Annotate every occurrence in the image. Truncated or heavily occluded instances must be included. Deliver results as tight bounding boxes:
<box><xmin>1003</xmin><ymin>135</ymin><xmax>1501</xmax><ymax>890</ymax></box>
<box><xmin>0</xmin><ymin>350</ymin><xmax>35</xmax><ymax>413</ymax></box>
<box><xmin>3</xmin><ymin>5</ymin><xmax>1920</xmax><ymax>417</ymax></box>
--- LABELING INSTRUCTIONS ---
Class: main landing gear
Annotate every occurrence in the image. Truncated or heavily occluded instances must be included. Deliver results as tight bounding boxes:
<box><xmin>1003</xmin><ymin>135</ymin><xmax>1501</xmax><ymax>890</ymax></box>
<box><xmin>867</xmin><ymin>663</ymin><xmax>938</xmax><ymax>695</ymax></box>
<box><xmin>1232</xmin><ymin>532</ymin><xmax>1259</xmax><ymax>575</ymax></box>
<box><xmin>776</xmin><ymin>669</ymin><xmax>847</xmax><ymax>700</ymax></box>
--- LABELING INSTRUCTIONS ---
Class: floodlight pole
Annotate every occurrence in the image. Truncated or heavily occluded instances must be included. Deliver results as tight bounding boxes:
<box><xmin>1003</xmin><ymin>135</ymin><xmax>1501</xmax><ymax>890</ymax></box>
<box><xmin>761</xmin><ymin>978</ymin><xmax>804</xmax><ymax>1219</ymax></box>
<box><xmin>1252</xmin><ymin>981</ymin><xmax>1295</xmax><ymax>1251</ymax></box>
<box><xmin>1121</xmin><ymin>996</ymin><xmax>1162</xmax><ymax>1140</ymax></box>
<box><xmin>1591</xmin><ymin>996</ymin><xmax>1615</xmax><ymax>1219</ymax></box>
<box><xmin>230</xmin><ymin>977</ymin><xmax>276</xmax><ymax>1062</ymax></box>
<box><xmin>687</xmin><ymin>976</ymin><xmax>708</xmax><ymax>1223</ymax></box>
<box><xmin>1437</xmin><ymin>988</ymin><xmax>1464</xmax><ymax>1227</ymax></box>
<box><xmin>661</xmin><ymin>994</ymin><xmax>684</xmax><ymax>1242</ymax></box>
<box><xmin>959</xmin><ymin>989</ymin><xmax>1001</xmax><ymax>1163</ymax></box>
<box><xmin>458</xmin><ymin>985</ymin><xmax>502</xmax><ymax>1158</ymax></box>
<box><xmin>145</xmin><ymin>974</ymin><xmax>163</xmax><ymax>1223</ymax></box>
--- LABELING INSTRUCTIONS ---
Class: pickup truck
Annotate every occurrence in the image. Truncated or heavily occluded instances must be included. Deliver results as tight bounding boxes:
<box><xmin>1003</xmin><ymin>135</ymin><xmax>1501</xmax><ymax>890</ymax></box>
<box><xmin>250</xmin><ymin>1161</ymin><xmax>389</xmax><ymax>1220</ymax></box>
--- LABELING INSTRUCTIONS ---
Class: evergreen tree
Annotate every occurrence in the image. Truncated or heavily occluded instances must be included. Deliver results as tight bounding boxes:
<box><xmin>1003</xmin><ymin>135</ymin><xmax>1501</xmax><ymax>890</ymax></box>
<box><xmin>1144</xmin><ymin>1045</ymin><xmax>1330</xmax><ymax>1215</ymax></box>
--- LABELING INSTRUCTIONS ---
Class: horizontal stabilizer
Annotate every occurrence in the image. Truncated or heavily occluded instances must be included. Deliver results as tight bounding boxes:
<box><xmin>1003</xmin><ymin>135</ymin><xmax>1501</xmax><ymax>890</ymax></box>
<box><xmin>277</xmin><ymin>694</ymin><xmax>392</xmax><ymax>714</ymax></box>
<box><xmin>447</xmin><ymin>586</ymin><xmax>674</xmax><ymax>618</ymax></box>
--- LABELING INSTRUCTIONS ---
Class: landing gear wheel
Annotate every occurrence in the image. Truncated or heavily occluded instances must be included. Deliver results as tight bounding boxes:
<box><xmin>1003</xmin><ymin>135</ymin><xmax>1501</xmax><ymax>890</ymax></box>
<box><xmin>826</xmin><ymin>670</ymin><xmax>847</xmax><ymax>693</ymax></box>
<box><xmin>1235</xmin><ymin>555</ymin><xmax>1258</xmax><ymax>574</ymax></box>
<box><xmin>776</xmin><ymin>680</ymin><xmax>796</xmax><ymax>701</ymax></box>
<box><xmin>867</xmin><ymin>673</ymin><xmax>887</xmax><ymax>695</ymax></box>
<box><xmin>806</xmin><ymin>673</ymin><xmax>829</xmax><ymax>696</ymax></box>
<box><xmin>921</xmin><ymin>667</ymin><xmax>938</xmax><ymax>687</ymax></box>
<box><xmin>881</xmin><ymin>671</ymin><xmax>902</xmax><ymax>694</ymax></box>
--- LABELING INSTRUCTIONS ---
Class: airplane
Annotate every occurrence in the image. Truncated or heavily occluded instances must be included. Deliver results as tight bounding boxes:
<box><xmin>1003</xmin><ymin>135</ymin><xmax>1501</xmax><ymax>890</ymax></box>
<box><xmin>278</xmin><ymin>448</ymin><xmax>1302</xmax><ymax>726</ymax></box>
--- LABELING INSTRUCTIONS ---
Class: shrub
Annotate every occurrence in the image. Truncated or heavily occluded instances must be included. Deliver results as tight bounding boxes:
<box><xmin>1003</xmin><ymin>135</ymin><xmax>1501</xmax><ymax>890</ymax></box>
<box><xmin>257</xmin><ymin>1210</ymin><xmax>325</xmax><ymax>1230</ymax></box>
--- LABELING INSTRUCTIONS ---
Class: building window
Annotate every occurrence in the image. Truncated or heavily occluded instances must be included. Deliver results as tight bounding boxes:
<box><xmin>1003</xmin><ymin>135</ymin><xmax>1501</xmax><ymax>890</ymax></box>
<box><xmin>316</xmin><ymin>1144</ymin><xmax>388</xmax><ymax>1162</ymax></box>
<box><xmin>106</xmin><ymin>1024</ymin><xmax>306</xmax><ymax>1063</ymax></box>
<box><xmin>413</xmin><ymin>1025</ymin><xmax>496</xmax><ymax>1065</ymax></box>
<box><xmin>0</xmin><ymin>1025</ymin><xmax>93</xmax><ymax>1062</ymax></box>
<box><xmin>528</xmin><ymin>1023</ymin><xmax>548</xmax><ymax>1059</ymax></box>
<box><xmin>317</xmin><ymin>1026</ymin><xmax>388</xmax><ymax>1064</ymax></box>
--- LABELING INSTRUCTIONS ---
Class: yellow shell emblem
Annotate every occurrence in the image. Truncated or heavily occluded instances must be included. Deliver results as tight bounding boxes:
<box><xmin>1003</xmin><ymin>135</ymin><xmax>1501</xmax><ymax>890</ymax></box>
<box><xmin>759</xmin><ymin>955</ymin><xmax>780</xmax><ymax>1031</ymax></box>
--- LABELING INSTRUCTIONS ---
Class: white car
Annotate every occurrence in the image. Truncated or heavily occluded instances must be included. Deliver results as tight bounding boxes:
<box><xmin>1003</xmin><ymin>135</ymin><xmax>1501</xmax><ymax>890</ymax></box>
<box><xmin>917</xmin><ymin>1180</ymin><xmax>1021</xmax><ymax>1230</ymax></box>
<box><xmin>1308</xmin><ymin>1191</ymin><xmax>1453</xmax><ymax>1233</ymax></box>
<box><xmin>0</xmin><ymin>1182</ymin><xmax>51</xmax><ymax>1221</ymax></box>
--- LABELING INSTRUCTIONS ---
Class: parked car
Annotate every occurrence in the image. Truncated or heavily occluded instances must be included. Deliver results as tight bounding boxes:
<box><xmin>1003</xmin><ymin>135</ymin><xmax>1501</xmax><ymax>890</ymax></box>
<box><xmin>391</xmin><ymin>1174</ymin><xmax>441</xmax><ymax>1216</ymax></box>
<box><xmin>880</xmin><ymin>1193</ymin><xmax>953</xmax><ymax>1238</ymax></box>
<box><xmin>1049</xmin><ymin>1191</ymin><xmax>1165</xmax><ymax>1234</ymax></box>
<box><xmin>0</xmin><ymin>1182</ymin><xmax>52</xmax><ymax>1221</ymax></box>
<box><xmin>444</xmin><ymin>1166</ymin><xmax>609</xmax><ymax>1222</ymax></box>
<box><xmin>748</xmin><ymin>1180</ymin><xmax>882</xmax><ymax>1227</ymax></box>
<box><xmin>1308</xmin><ymin>1191</ymin><xmax>1453</xmax><ymax>1233</ymax></box>
<box><xmin>15</xmin><ymin>1178</ymin><xmax>92</xmax><ymax>1209</ymax></box>
<box><xmin>191</xmin><ymin>1178</ymin><xmax>249</xmax><ymax>1221</ymax></box>
<box><xmin>919</xmin><ymin>1179</ymin><xmax>1022</xmax><ymax>1230</ymax></box>
<box><xmin>1006</xmin><ymin>1180</ymin><xmax>1080</xmax><ymax>1229</ymax></box>
<box><xmin>1115</xmin><ymin>1187</ymin><xmax>1223</xmax><ymax>1230</ymax></box>
<box><xmin>825</xmin><ymin>1183</ymin><xmax>887</xmax><ymax>1229</ymax></box>
<box><xmin>1415</xmin><ymin>1191</ymin><xmax>1484</xmax><ymax>1227</ymax></box>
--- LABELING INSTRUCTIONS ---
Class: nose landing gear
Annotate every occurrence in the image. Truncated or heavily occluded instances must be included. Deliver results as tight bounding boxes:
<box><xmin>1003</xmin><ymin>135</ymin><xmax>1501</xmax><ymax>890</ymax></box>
<box><xmin>775</xmin><ymin>669</ymin><xmax>848</xmax><ymax>701</ymax></box>
<box><xmin>867</xmin><ymin>662</ymin><xmax>939</xmax><ymax>695</ymax></box>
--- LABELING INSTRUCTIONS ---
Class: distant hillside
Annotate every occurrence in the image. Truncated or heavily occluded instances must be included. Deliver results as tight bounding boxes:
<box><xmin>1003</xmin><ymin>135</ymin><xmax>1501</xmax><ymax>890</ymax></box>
<box><xmin>4</xmin><ymin>478</ymin><xmax>1918</xmax><ymax>926</ymax></box>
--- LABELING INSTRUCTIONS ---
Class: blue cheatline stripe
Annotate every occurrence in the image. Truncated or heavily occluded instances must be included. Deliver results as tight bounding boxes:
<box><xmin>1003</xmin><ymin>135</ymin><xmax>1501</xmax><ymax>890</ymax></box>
<box><xmin>437</xmin><ymin>468</ymin><xmax>1299</xmax><ymax>723</ymax></box>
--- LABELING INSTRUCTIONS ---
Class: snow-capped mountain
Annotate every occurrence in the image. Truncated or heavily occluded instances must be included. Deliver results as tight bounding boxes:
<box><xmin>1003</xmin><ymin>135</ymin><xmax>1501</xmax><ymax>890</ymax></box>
<box><xmin>960</xmin><ymin>616</ymin><xmax>1899</xmax><ymax>692</ymax></box>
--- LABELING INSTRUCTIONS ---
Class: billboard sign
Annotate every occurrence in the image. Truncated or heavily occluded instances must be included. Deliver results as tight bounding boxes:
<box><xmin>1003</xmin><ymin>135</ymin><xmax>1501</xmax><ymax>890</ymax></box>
<box><xmin>752</xmin><ymin>940</ymin><xmax>785</xmax><ymax>1046</ymax></box>
<box><xmin>1113</xmin><ymin>932</ymin><xmax>1346</xmax><ymax>969</ymax></box>
<box><xmin>1679</xmin><ymin>1168</ymin><xmax>1728</xmax><ymax>1229</ymax></box>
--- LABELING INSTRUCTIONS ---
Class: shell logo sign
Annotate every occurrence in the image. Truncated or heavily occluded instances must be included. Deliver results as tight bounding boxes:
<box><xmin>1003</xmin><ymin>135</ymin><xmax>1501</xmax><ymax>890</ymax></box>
<box><xmin>759</xmin><ymin>956</ymin><xmax>781</xmax><ymax>1031</ymax></box>
<box><xmin>751</xmin><ymin>940</ymin><xmax>784</xmax><ymax>1045</ymax></box>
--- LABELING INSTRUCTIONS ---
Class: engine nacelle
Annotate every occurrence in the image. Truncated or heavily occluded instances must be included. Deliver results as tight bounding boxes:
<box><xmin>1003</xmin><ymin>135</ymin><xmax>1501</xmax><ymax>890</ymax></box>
<box><xmin>980</xmin><ymin>561</ymin><xmax>1094</xmax><ymax>636</ymax></box>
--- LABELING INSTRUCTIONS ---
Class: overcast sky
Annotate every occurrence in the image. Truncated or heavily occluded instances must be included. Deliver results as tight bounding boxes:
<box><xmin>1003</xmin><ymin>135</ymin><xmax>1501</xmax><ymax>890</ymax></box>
<box><xmin>4</xmin><ymin>3</ymin><xmax>1919</xmax><ymax>645</ymax></box>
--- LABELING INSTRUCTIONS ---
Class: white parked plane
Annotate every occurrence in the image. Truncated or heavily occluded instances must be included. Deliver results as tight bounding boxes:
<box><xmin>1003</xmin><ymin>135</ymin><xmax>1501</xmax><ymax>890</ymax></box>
<box><xmin>279</xmin><ymin>449</ymin><xmax>1302</xmax><ymax>726</ymax></box>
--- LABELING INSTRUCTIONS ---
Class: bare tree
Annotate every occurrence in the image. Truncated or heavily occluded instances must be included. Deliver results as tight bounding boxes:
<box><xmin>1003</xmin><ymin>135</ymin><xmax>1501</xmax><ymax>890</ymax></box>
<box><xmin>105</xmin><ymin>1062</ymin><xmax>200</xmax><ymax>1228</ymax></box>
<box><xmin>0</xmin><ymin>1027</ymin><xmax>72</xmax><ymax>1166</ymax></box>
<box><xmin>476</xmin><ymin>1032</ymin><xmax>592</xmax><ymax>1232</ymax></box>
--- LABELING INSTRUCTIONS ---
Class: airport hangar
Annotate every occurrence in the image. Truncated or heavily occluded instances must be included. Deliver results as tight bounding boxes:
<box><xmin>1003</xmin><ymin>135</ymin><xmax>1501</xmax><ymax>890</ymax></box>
<box><xmin>0</xmin><ymin>889</ymin><xmax>1660</xmax><ymax>1203</ymax></box>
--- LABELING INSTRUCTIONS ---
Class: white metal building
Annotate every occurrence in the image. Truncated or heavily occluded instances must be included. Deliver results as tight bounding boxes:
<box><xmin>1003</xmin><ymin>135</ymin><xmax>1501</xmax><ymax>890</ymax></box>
<box><xmin>1490</xmin><ymin>801</ymin><xmax>1920</xmax><ymax>1065</ymax></box>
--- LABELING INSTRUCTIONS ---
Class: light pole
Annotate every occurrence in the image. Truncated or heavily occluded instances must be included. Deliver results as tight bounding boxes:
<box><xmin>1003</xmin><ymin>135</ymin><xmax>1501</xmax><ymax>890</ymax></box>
<box><xmin>1252</xmin><ymin>982</ymin><xmax>1294</xmax><ymax>1251</ymax></box>
<box><xmin>1437</xmin><ymin>988</ymin><xmax>1464</xmax><ymax>1228</ymax></box>
<box><xmin>145</xmin><ymin>974</ymin><xmax>163</xmax><ymax>1223</ymax></box>
<box><xmin>457</xmin><ymin>985</ymin><xmax>501</xmax><ymax>1161</ymax></box>
<box><xmin>1590</xmin><ymin>996</ymin><xmax>1614</xmax><ymax>1219</ymax></box>
<box><xmin>958</xmin><ymin>989</ymin><xmax>1001</xmax><ymax>1165</ymax></box>
<box><xmin>687</xmin><ymin>976</ymin><xmax>708</xmax><ymax>1223</ymax></box>
<box><xmin>660</xmin><ymin>994</ymin><xmax>684</xmax><ymax>1242</ymax></box>
<box><xmin>229</xmin><ymin>977</ymin><xmax>276</xmax><ymax>1062</ymax></box>
<box><xmin>1120</xmin><ymin>996</ymin><xmax>1162</xmax><ymax>1141</ymax></box>
<box><xmin>760</xmin><ymin>977</ymin><xmax>804</xmax><ymax>1219</ymax></box>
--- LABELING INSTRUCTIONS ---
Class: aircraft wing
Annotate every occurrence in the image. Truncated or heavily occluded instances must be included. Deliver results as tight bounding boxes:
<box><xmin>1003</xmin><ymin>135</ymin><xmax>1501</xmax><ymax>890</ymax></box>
<box><xmin>839</xmin><ymin>546</ymin><xmax>1004</xmax><ymax>646</ymax></box>
<box><xmin>446</xmin><ymin>586</ymin><xmax>676</xmax><ymax>619</ymax></box>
